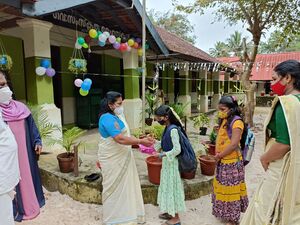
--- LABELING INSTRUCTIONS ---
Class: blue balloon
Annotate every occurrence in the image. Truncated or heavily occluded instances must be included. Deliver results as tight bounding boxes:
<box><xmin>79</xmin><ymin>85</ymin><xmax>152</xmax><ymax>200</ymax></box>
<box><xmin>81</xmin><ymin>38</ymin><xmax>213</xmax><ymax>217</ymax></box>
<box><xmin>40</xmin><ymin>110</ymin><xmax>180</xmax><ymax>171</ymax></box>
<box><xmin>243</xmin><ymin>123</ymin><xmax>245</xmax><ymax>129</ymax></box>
<box><xmin>81</xmin><ymin>81</ymin><xmax>91</xmax><ymax>91</ymax></box>
<box><xmin>98</xmin><ymin>41</ymin><xmax>106</xmax><ymax>47</ymax></box>
<box><xmin>84</xmin><ymin>78</ymin><xmax>92</xmax><ymax>86</ymax></box>
<box><xmin>40</xmin><ymin>59</ymin><xmax>51</xmax><ymax>68</ymax></box>
<box><xmin>0</xmin><ymin>57</ymin><xmax>7</xmax><ymax>65</ymax></box>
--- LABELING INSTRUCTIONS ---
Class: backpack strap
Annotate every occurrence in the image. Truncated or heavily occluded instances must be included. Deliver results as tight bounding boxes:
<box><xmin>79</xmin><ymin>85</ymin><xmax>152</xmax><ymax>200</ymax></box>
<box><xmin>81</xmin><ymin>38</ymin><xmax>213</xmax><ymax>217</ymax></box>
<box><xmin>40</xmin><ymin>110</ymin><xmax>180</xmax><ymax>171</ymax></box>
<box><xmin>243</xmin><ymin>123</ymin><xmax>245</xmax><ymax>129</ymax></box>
<box><xmin>227</xmin><ymin>115</ymin><xmax>242</xmax><ymax>139</ymax></box>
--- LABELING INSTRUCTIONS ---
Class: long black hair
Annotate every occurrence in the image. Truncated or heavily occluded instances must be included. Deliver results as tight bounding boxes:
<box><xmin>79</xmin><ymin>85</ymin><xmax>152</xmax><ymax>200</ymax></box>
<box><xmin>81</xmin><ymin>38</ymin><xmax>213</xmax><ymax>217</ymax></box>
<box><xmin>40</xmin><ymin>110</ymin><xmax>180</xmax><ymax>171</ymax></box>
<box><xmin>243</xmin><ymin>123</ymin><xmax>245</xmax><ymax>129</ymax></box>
<box><xmin>274</xmin><ymin>60</ymin><xmax>300</xmax><ymax>91</ymax></box>
<box><xmin>99</xmin><ymin>91</ymin><xmax>122</xmax><ymax>117</ymax></box>
<box><xmin>218</xmin><ymin>95</ymin><xmax>243</xmax><ymax>129</ymax></box>
<box><xmin>154</xmin><ymin>105</ymin><xmax>188</xmax><ymax>137</ymax></box>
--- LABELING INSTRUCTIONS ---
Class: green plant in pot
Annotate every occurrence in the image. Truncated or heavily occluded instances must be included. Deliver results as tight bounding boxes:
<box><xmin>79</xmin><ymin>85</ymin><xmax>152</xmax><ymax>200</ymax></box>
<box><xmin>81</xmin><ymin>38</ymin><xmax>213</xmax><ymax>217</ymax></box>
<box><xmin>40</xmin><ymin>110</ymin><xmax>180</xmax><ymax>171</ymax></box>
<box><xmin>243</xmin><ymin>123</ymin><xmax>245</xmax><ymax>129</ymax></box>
<box><xmin>207</xmin><ymin>130</ymin><xmax>217</xmax><ymax>155</ymax></box>
<box><xmin>145</xmin><ymin>92</ymin><xmax>157</xmax><ymax>126</ymax></box>
<box><xmin>199</xmin><ymin>143</ymin><xmax>216</xmax><ymax>176</ymax></box>
<box><xmin>169</xmin><ymin>102</ymin><xmax>189</xmax><ymax>119</ymax></box>
<box><xmin>56</xmin><ymin>127</ymin><xmax>86</xmax><ymax>173</ymax></box>
<box><xmin>193</xmin><ymin>113</ymin><xmax>210</xmax><ymax>135</ymax></box>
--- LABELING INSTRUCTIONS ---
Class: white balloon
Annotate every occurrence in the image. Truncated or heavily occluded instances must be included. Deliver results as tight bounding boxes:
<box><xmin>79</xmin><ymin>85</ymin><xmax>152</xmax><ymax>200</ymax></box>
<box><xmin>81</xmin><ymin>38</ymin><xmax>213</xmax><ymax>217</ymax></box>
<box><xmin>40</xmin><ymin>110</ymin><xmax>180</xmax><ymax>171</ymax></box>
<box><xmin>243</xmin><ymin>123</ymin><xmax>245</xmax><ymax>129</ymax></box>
<box><xmin>35</xmin><ymin>67</ymin><xmax>46</xmax><ymax>76</ymax></box>
<box><xmin>103</xmin><ymin>31</ymin><xmax>110</xmax><ymax>38</ymax></box>
<box><xmin>75</xmin><ymin>42</ymin><xmax>82</xmax><ymax>49</ymax></box>
<box><xmin>98</xmin><ymin>34</ymin><xmax>107</xmax><ymax>42</ymax></box>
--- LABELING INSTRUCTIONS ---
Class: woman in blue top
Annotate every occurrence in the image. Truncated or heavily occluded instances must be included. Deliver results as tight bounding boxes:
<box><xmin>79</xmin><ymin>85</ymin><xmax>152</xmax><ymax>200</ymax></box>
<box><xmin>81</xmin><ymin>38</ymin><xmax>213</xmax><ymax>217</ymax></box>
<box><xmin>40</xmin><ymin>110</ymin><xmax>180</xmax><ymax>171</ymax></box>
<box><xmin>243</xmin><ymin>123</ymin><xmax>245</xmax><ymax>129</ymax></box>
<box><xmin>98</xmin><ymin>91</ymin><xmax>154</xmax><ymax>225</ymax></box>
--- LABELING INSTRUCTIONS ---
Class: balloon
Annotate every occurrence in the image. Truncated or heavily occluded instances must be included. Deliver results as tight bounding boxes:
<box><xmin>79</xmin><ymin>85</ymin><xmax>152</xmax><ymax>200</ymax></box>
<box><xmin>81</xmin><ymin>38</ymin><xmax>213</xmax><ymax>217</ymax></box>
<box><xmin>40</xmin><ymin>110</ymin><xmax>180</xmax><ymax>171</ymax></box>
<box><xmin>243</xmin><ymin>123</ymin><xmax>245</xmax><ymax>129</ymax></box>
<box><xmin>84</xmin><ymin>78</ymin><xmax>92</xmax><ymax>86</ymax></box>
<box><xmin>108</xmin><ymin>35</ymin><xmax>116</xmax><ymax>44</ymax></box>
<box><xmin>119</xmin><ymin>43</ymin><xmax>127</xmax><ymax>52</ymax></box>
<box><xmin>82</xmin><ymin>43</ymin><xmax>89</xmax><ymax>49</ymax></box>
<box><xmin>97</xmin><ymin>31</ymin><xmax>102</xmax><ymax>37</ymax></box>
<box><xmin>46</xmin><ymin>68</ymin><xmax>56</xmax><ymax>77</ymax></box>
<box><xmin>79</xmin><ymin>88</ymin><xmax>89</xmax><ymax>96</ymax></box>
<box><xmin>127</xmin><ymin>39</ymin><xmax>134</xmax><ymax>47</ymax></box>
<box><xmin>98</xmin><ymin>41</ymin><xmax>106</xmax><ymax>47</ymax></box>
<box><xmin>126</xmin><ymin>46</ymin><xmax>132</xmax><ymax>52</ymax></box>
<box><xmin>81</xmin><ymin>81</ymin><xmax>91</xmax><ymax>91</ymax></box>
<box><xmin>116</xmin><ymin>37</ymin><xmax>121</xmax><ymax>43</ymax></box>
<box><xmin>98</xmin><ymin>34</ymin><xmax>107</xmax><ymax>42</ymax></box>
<box><xmin>113</xmin><ymin>42</ymin><xmax>120</xmax><ymax>49</ymax></box>
<box><xmin>121</xmin><ymin>36</ymin><xmax>127</xmax><ymax>43</ymax></box>
<box><xmin>0</xmin><ymin>57</ymin><xmax>7</xmax><ymax>65</ymax></box>
<box><xmin>133</xmin><ymin>42</ymin><xmax>139</xmax><ymax>49</ymax></box>
<box><xmin>84</xmin><ymin>35</ymin><xmax>92</xmax><ymax>44</ymax></box>
<box><xmin>35</xmin><ymin>66</ymin><xmax>46</xmax><ymax>76</ymax></box>
<box><xmin>135</xmin><ymin>37</ymin><xmax>142</xmax><ymax>43</ymax></box>
<box><xmin>89</xmin><ymin>29</ymin><xmax>97</xmax><ymax>38</ymax></box>
<box><xmin>74</xmin><ymin>60</ymin><xmax>82</xmax><ymax>68</ymax></box>
<box><xmin>40</xmin><ymin>59</ymin><xmax>50</xmax><ymax>68</ymax></box>
<box><xmin>74</xmin><ymin>79</ymin><xmax>83</xmax><ymax>87</ymax></box>
<box><xmin>138</xmin><ymin>48</ymin><xmax>143</xmax><ymax>56</ymax></box>
<box><xmin>103</xmin><ymin>31</ymin><xmax>110</xmax><ymax>38</ymax></box>
<box><xmin>77</xmin><ymin>37</ymin><xmax>85</xmax><ymax>45</ymax></box>
<box><xmin>75</xmin><ymin>42</ymin><xmax>82</xmax><ymax>49</ymax></box>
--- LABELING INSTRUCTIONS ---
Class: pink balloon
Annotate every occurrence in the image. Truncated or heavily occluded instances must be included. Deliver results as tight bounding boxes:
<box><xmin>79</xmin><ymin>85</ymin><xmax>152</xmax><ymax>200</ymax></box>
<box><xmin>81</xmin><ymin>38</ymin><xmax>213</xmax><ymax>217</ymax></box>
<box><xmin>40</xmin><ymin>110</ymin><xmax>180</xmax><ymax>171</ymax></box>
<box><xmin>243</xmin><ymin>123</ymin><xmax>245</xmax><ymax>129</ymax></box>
<box><xmin>108</xmin><ymin>35</ymin><xmax>116</xmax><ymax>44</ymax></box>
<box><xmin>74</xmin><ymin>79</ymin><xmax>83</xmax><ymax>87</ymax></box>
<box><xmin>46</xmin><ymin>68</ymin><xmax>56</xmax><ymax>77</ymax></box>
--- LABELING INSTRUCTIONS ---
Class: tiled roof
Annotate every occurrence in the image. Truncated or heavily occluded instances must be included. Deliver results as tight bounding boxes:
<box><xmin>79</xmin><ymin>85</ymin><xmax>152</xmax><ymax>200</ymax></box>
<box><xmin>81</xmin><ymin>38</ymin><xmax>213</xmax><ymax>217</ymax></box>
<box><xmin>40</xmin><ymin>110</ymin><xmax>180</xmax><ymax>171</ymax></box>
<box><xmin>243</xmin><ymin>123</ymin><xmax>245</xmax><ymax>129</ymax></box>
<box><xmin>155</xmin><ymin>26</ymin><xmax>217</xmax><ymax>62</ymax></box>
<box><xmin>218</xmin><ymin>52</ymin><xmax>300</xmax><ymax>80</ymax></box>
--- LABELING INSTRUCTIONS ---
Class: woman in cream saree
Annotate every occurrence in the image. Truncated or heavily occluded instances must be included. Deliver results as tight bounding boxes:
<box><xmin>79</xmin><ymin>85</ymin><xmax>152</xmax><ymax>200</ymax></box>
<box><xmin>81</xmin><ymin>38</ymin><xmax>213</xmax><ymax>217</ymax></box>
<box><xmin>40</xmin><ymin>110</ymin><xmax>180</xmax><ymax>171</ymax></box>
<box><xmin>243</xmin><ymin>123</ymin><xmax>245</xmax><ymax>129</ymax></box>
<box><xmin>241</xmin><ymin>60</ymin><xmax>300</xmax><ymax>225</ymax></box>
<box><xmin>98</xmin><ymin>91</ymin><xmax>154</xmax><ymax>225</ymax></box>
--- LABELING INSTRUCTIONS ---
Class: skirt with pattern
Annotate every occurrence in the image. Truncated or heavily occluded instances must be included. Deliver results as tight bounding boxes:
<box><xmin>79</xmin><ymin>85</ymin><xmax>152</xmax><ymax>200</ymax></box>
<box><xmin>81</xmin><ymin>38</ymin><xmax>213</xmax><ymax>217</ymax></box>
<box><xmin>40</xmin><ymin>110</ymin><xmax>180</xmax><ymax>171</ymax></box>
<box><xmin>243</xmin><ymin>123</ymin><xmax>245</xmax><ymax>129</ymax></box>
<box><xmin>212</xmin><ymin>159</ymin><xmax>248</xmax><ymax>222</ymax></box>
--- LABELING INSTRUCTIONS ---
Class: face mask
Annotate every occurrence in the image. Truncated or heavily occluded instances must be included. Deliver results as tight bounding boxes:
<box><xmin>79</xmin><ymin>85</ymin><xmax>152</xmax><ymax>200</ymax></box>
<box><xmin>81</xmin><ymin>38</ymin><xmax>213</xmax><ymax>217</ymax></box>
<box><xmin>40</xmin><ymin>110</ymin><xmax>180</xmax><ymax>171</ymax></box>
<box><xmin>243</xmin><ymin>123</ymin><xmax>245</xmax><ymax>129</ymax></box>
<box><xmin>114</xmin><ymin>106</ymin><xmax>124</xmax><ymax>115</ymax></box>
<box><xmin>218</xmin><ymin>111</ymin><xmax>228</xmax><ymax>119</ymax></box>
<box><xmin>271</xmin><ymin>80</ymin><xmax>286</xmax><ymax>96</ymax></box>
<box><xmin>0</xmin><ymin>86</ymin><xmax>12</xmax><ymax>104</ymax></box>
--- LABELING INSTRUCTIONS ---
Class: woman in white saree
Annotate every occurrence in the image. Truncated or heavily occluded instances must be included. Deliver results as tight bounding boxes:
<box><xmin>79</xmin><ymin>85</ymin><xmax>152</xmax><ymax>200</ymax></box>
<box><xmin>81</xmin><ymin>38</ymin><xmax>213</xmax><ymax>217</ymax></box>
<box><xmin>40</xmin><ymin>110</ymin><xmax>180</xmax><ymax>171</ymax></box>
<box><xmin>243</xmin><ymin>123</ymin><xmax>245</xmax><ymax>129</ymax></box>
<box><xmin>241</xmin><ymin>60</ymin><xmax>300</xmax><ymax>225</ymax></box>
<box><xmin>98</xmin><ymin>91</ymin><xmax>154</xmax><ymax>225</ymax></box>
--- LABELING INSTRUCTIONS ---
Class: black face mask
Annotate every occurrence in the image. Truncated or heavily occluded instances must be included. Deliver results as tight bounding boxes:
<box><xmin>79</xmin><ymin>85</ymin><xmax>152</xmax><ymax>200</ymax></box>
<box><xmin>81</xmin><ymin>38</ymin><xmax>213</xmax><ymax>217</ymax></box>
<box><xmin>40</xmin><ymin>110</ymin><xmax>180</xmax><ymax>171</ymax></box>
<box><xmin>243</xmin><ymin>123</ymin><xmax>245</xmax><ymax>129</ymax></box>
<box><xmin>157</xmin><ymin>120</ymin><xmax>166</xmax><ymax>125</ymax></box>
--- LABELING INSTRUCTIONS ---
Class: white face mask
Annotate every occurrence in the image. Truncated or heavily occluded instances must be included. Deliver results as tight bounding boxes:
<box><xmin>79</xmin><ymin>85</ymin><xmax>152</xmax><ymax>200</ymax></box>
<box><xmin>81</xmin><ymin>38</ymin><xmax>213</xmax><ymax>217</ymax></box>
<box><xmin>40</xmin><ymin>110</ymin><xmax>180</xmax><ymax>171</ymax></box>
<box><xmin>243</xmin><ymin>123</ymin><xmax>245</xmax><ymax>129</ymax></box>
<box><xmin>114</xmin><ymin>106</ymin><xmax>124</xmax><ymax>115</ymax></box>
<box><xmin>0</xmin><ymin>86</ymin><xmax>12</xmax><ymax>104</ymax></box>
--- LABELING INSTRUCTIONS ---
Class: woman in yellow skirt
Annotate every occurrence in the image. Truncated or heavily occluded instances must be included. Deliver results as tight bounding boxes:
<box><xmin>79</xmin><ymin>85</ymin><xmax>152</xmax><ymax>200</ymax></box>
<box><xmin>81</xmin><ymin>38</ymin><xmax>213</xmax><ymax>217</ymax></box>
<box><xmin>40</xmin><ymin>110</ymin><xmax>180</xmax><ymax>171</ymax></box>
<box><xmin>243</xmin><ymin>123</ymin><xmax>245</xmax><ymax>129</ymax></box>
<box><xmin>213</xmin><ymin>96</ymin><xmax>248</xmax><ymax>225</ymax></box>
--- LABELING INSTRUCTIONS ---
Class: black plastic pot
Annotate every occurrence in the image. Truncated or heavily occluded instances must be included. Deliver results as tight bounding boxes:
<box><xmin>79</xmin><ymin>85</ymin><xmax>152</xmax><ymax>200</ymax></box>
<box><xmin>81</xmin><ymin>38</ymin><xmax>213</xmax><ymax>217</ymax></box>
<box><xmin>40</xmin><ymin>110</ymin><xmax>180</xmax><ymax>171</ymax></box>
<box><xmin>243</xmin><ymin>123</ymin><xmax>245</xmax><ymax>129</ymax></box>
<box><xmin>199</xmin><ymin>127</ymin><xmax>208</xmax><ymax>135</ymax></box>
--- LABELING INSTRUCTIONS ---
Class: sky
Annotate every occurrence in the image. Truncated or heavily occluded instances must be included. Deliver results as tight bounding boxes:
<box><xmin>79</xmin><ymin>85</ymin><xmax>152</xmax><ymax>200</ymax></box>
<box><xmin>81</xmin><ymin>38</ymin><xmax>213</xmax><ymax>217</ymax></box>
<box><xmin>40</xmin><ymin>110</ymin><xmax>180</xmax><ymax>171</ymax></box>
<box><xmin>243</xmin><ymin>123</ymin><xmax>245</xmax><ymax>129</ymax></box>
<box><xmin>146</xmin><ymin>0</ymin><xmax>272</xmax><ymax>53</ymax></box>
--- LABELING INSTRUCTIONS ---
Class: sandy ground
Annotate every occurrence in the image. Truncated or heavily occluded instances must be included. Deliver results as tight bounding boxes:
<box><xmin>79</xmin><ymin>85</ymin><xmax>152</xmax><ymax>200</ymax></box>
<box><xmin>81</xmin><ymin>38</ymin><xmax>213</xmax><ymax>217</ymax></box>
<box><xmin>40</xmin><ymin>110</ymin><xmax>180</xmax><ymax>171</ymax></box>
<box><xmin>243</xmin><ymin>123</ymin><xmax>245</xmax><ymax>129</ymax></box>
<box><xmin>21</xmin><ymin>108</ymin><xmax>269</xmax><ymax>225</ymax></box>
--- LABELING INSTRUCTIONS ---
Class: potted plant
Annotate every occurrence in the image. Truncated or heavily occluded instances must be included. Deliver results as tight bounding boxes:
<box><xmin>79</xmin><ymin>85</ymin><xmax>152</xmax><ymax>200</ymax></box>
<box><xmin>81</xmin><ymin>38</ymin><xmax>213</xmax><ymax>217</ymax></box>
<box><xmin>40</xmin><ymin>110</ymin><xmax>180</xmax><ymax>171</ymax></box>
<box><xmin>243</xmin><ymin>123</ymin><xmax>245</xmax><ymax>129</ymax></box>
<box><xmin>207</xmin><ymin>130</ymin><xmax>217</xmax><ymax>155</ymax></box>
<box><xmin>56</xmin><ymin>127</ymin><xmax>86</xmax><ymax>173</ymax></box>
<box><xmin>0</xmin><ymin>54</ymin><xmax>13</xmax><ymax>71</ymax></box>
<box><xmin>68</xmin><ymin>58</ymin><xmax>87</xmax><ymax>74</ymax></box>
<box><xmin>193</xmin><ymin>113</ymin><xmax>210</xmax><ymax>135</ymax></box>
<box><xmin>199</xmin><ymin>145</ymin><xmax>216</xmax><ymax>176</ymax></box>
<box><xmin>145</xmin><ymin>92</ymin><xmax>157</xmax><ymax>126</ymax></box>
<box><xmin>169</xmin><ymin>102</ymin><xmax>189</xmax><ymax>119</ymax></box>
<box><xmin>132</xmin><ymin>128</ymin><xmax>143</xmax><ymax>148</ymax></box>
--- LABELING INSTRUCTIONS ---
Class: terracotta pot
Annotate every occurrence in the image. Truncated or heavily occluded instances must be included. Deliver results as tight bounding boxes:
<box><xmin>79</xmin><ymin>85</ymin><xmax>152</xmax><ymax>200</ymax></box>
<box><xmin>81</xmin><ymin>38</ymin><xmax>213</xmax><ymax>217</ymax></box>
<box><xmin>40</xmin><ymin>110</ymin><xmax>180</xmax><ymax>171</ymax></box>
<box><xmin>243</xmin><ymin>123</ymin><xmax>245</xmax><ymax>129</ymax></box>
<box><xmin>57</xmin><ymin>152</ymin><xmax>75</xmax><ymax>173</ymax></box>
<box><xmin>199</xmin><ymin>155</ymin><xmax>216</xmax><ymax>176</ymax></box>
<box><xmin>181</xmin><ymin>171</ymin><xmax>196</xmax><ymax>179</ymax></box>
<box><xmin>208</xmin><ymin>144</ymin><xmax>216</xmax><ymax>156</ymax></box>
<box><xmin>260</xmin><ymin>93</ymin><xmax>265</xmax><ymax>96</ymax></box>
<box><xmin>199</xmin><ymin>127</ymin><xmax>207</xmax><ymax>135</ymax></box>
<box><xmin>146</xmin><ymin>155</ymin><xmax>162</xmax><ymax>185</ymax></box>
<box><xmin>145</xmin><ymin>118</ymin><xmax>153</xmax><ymax>126</ymax></box>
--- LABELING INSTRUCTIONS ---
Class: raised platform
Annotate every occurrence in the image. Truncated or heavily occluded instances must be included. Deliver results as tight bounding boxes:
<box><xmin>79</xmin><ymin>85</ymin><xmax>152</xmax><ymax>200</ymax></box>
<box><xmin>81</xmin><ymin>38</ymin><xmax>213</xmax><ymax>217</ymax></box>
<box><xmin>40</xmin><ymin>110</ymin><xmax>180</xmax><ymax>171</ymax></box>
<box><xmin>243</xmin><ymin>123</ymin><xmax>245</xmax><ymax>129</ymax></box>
<box><xmin>39</xmin><ymin>129</ymin><xmax>214</xmax><ymax>205</ymax></box>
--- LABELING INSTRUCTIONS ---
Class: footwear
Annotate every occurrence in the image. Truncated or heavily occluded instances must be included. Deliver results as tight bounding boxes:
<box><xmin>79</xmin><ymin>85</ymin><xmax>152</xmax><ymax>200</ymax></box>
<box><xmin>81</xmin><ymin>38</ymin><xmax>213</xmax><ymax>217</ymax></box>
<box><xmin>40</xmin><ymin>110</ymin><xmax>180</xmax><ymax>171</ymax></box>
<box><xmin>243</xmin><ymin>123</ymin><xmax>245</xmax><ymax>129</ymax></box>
<box><xmin>162</xmin><ymin>221</ymin><xmax>181</xmax><ymax>225</ymax></box>
<box><xmin>84</xmin><ymin>173</ymin><xmax>100</xmax><ymax>182</ymax></box>
<box><xmin>159</xmin><ymin>213</ymin><xmax>173</xmax><ymax>220</ymax></box>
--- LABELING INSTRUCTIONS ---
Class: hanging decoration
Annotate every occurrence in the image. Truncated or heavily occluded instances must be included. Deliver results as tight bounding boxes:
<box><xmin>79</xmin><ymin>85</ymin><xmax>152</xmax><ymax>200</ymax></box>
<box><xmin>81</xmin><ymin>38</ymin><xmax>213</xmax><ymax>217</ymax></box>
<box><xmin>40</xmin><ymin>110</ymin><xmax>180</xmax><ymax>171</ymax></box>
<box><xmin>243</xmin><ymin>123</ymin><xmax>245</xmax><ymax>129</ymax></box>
<box><xmin>69</xmin><ymin>41</ymin><xmax>87</xmax><ymax>74</ymax></box>
<box><xmin>0</xmin><ymin>39</ymin><xmax>13</xmax><ymax>71</ymax></box>
<box><xmin>74</xmin><ymin>78</ymin><xmax>92</xmax><ymax>96</ymax></box>
<box><xmin>35</xmin><ymin>58</ymin><xmax>56</xmax><ymax>77</ymax></box>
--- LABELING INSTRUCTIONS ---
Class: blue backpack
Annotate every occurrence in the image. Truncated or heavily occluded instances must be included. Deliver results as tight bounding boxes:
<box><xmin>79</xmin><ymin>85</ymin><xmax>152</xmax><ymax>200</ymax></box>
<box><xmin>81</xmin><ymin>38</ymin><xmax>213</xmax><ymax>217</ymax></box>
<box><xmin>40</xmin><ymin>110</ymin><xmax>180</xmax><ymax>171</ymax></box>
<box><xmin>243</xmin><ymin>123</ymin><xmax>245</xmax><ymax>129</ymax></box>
<box><xmin>227</xmin><ymin>116</ymin><xmax>255</xmax><ymax>166</ymax></box>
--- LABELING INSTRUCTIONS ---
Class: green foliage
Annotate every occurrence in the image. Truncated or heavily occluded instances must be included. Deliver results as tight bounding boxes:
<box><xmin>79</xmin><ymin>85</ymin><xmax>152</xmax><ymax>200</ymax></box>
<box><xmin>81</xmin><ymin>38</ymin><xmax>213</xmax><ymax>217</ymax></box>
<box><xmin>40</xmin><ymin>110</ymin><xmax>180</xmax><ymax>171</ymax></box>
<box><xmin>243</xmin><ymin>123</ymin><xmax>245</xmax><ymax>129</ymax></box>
<box><xmin>145</xmin><ymin>124</ymin><xmax>165</xmax><ymax>141</ymax></box>
<box><xmin>169</xmin><ymin>102</ymin><xmax>189</xmax><ymax>119</ymax></box>
<box><xmin>68</xmin><ymin>58</ymin><xmax>87</xmax><ymax>74</ymax></box>
<box><xmin>27</xmin><ymin>104</ymin><xmax>60</xmax><ymax>145</ymax></box>
<box><xmin>0</xmin><ymin>55</ymin><xmax>13</xmax><ymax>71</ymax></box>
<box><xmin>209</xmin><ymin>130</ymin><xmax>217</xmax><ymax>144</ymax></box>
<box><xmin>60</xmin><ymin>127</ymin><xmax>86</xmax><ymax>153</ymax></box>
<box><xmin>209</xmin><ymin>41</ymin><xmax>230</xmax><ymax>57</ymax></box>
<box><xmin>132</xmin><ymin>128</ymin><xmax>143</xmax><ymax>138</ymax></box>
<box><xmin>148</xmin><ymin>9</ymin><xmax>197</xmax><ymax>44</ymax></box>
<box><xmin>193</xmin><ymin>113</ymin><xmax>210</xmax><ymax>128</ymax></box>
<box><xmin>145</xmin><ymin>92</ymin><xmax>157</xmax><ymax>118</ymax></box>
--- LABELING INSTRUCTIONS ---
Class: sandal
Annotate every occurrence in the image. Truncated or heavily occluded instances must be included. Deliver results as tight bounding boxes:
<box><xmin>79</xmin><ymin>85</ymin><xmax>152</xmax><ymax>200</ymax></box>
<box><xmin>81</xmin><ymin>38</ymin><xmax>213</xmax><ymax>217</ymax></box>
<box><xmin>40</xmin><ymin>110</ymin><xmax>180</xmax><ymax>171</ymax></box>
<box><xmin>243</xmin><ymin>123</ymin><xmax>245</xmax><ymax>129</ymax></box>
<box><xmin>159</xmin><ymin>213</ymin><xmax>173</xmax><ymax>220</ymax></box>
<box><xmin>162</xmin><ymin>221</ymin><xmax>181</xmax><ymax>225</ymax></box>
<box><xmin>84</xmin><ymin>173</ymin><xmax>100</xmax><ymax>182</ymax></box>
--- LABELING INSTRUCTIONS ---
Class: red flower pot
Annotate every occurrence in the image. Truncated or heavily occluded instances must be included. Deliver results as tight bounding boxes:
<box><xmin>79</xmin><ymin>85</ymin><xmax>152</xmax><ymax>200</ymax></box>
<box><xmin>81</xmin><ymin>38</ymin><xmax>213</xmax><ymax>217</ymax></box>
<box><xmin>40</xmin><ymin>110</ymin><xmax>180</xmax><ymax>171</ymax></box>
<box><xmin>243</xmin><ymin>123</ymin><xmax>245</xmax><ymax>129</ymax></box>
<box><xmin>146</xmin><ymin>155</ymin><xmax>162</xmax><ymax>185</ymax></box>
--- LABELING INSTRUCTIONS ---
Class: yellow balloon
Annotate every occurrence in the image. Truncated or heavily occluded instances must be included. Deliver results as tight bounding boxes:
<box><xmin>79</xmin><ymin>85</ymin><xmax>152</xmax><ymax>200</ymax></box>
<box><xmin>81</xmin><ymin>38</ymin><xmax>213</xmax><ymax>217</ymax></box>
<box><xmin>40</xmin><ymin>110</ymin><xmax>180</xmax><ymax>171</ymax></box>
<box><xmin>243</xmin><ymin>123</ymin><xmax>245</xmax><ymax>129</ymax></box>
<box><xmin>127</xmin><ymin>39</ymin><xmax>134</xmax><ymax>47</ymax></box>
<box><xmin>79</xmin><ymin>88</ymin><xmax>89</xmax><ymax>96</ymax></box>
<box><xmin>82</xmin><ymin>43</ymin><xmax>89</xmax><ymax>48</ymax></box>
<box><xmin>138</xmin><ymin>48</ymin><xmax>143</xmax><ymax>56</ymax></box>
<box><xmin>89</xmin><ymin>29</ymin><xmax>97</xmax><ymax>38</ymax></box>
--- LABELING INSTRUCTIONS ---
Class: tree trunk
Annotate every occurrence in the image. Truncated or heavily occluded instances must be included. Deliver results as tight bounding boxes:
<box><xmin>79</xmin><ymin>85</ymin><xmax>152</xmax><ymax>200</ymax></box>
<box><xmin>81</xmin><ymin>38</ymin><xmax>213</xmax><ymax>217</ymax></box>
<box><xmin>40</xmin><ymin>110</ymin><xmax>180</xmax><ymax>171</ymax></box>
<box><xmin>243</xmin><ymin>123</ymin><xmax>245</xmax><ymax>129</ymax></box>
<box><xmin>240</xmin><ymin>38</ymin><xmax>260</xmax><ymax>127</ymax></box>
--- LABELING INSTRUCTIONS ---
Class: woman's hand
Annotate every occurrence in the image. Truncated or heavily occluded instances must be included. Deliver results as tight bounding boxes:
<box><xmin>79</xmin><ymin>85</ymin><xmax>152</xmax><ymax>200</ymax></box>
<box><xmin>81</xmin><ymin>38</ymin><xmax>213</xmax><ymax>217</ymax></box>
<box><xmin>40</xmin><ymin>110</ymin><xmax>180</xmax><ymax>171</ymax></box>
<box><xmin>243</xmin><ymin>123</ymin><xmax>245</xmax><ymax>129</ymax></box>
<box><xmin>140</xmin><ymin>137</ymin><xmax>154</xmax><ymax>147</ymax></box>
<box><xmin>260</xmin><ymin>154</ymin><xmax>269</xmax><ymax>171</ymax></box>
<box><xmin>214</xmin><ymin>153</ymin><xmax>222</xmax><ymax>163</ymax></box>
<box><xmin>35</xmin><ymin>144</ymin><xmax>42</xmax><ymax>155</ymax></box>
